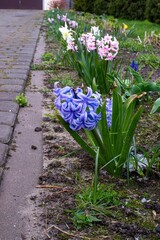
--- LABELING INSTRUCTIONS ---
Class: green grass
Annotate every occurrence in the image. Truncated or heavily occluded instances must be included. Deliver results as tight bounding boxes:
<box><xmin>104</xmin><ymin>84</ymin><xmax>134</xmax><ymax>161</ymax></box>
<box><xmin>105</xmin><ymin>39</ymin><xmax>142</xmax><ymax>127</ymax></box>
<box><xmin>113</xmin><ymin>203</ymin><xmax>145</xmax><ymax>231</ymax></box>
<box><xmin>117</xmin><ymin>19</ymin><xmax>160</xmax><ymax>39</ymax></box>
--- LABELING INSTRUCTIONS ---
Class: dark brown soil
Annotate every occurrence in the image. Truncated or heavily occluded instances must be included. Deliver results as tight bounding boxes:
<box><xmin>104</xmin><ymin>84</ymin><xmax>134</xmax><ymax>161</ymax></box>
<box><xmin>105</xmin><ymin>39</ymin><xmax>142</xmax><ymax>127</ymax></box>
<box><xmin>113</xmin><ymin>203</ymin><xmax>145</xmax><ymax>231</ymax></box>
<box><xmin>33</xmin><ymin>30</ymin><xmax>160</xmax><ymax>240</ymax></box>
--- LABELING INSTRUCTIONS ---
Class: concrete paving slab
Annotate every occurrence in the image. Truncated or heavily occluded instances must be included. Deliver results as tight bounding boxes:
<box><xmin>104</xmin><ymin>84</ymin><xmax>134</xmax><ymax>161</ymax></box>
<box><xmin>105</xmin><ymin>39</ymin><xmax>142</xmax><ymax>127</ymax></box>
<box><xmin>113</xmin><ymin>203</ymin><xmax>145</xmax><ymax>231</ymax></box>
<box><xmin>0</xmin><ymin>92</ymin><xmax>18</xmax><ymax>101</ymax></box>
<box><xmin>0</xmin><ymin>9</ymin><xmax>43</xmax><ymax>161</ymax></box>
<box><xmin>0</xmin><ymin>73</ymin><xmax>28</xmax><ymax>79</ymax></box>
<box><xmin>0</xmin><ymin>143</ymin><xmax>8</xmax><ymax>167</ymax></box>
<box><xmin>0</xmin><ymin>20</ymin><xmax>45</xmax><ymax>238</ymax></box>
<box><xmin>0</xmin><ymin>62</ymin><xmax>30</xmax><ymax>68</ymax></box>
<box><xmin>0</xmin><ymin>124</ymin><xmax>13</xmax><ymax>143</ymax></box>
<box><xmin>0</xmin><ymin>101</ymin><xmax>19</xmax><ymax>113</ymax></box>
<box><xmin>2</xmin><ymin>69</ymin><xmax>29</xmax><ymax>75</ymax></box>
<box><xmin>0</xmin><ymin>69</ymin><xmax>44</xmax><ymax>240</ymax></box>
<box><xmin>0</xmin><ymin>84</ymin><xmax>24</xmax><ymax>92</ymax></box>
<box><xmin>0</xmin><ymin>79</ymin><xmax>25</xmax><ymax>86</ymax></box>
<box><xmin>11</xmin><ymin>65</ymin><xmax>30</xmax><ymax>70</ymax></box>
<box><xmin>0</xmin><ymin>112</ymin><xmax>17</xmax><ymax>126</ymax></box>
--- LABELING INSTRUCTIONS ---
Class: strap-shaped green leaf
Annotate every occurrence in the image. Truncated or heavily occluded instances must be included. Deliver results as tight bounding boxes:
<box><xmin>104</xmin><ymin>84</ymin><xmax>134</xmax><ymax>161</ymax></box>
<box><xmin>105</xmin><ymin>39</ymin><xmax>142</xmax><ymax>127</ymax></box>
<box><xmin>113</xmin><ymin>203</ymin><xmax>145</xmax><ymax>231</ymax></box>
<box><xmin>150</xmin><ymin>97</ymin><xmax>160</xmax><ymax>114</ymax></box>
<box><xmin>115</xmin><ymin>106</ymin><xmax>143</xmax><ymax>176</ymax></box>
<box><xmin>58</xmin><ymin>115</ymin><xmax>96</xmax><ymax>159</ymax></box>
<box><xmin>128</xmin><ymin>67</ymin><xmax>143</xmax><ymax>83</ymax></box>
<box><xmin>100</xmin><ymin>102</ymin><xmax>115</xmax><ymax>173</ymax></box>
<box><xmin>111</xmin><ymin>91</ymin><xmax>123</xmax><ymax>155</ymax></box>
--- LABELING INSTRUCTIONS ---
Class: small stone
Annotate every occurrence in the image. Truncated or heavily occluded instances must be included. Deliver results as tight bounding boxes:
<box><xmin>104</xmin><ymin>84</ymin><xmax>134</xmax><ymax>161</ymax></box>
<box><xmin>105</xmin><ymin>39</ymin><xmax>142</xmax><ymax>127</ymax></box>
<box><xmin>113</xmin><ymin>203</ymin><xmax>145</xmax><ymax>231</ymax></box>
<box><xmin>34</xmin><ymin>127</ymin><xmax>42</xmax><ymax>132</ymax></box>
<box><xmin>45</xmin><ymin>135</ymin><xmax>54</xmax><ymax>140</ymax></box>
<box><xmin>31</xmin><ymin>145</ymin><xmax>37</xmax><ymax>150</ymax></box>
<box><xmin>42</xmin><ymin>117</ymin><xmax>51</xmax><ymax>122</ymax></box>
<box><xmin>30</xmin><ymin>194</ymin><xmax>37</xmax><ymax>201</ymax></box>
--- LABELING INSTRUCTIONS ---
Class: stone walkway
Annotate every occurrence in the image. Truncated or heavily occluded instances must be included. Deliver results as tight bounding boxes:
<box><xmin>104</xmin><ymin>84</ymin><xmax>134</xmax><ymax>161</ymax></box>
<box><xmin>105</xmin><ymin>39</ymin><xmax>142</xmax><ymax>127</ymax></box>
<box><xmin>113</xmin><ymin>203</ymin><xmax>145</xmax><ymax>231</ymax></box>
<box><xmin>0</xmin><ymin>10</ymin><xmax>43</xmax><ymax>181</ymax></box>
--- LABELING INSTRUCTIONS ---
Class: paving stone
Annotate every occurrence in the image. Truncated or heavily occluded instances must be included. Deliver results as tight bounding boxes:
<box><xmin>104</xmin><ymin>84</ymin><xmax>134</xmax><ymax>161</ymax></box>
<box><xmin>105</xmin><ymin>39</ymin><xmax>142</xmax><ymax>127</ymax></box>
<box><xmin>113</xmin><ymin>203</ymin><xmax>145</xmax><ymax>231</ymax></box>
<box><xmin>0</xmin><ymin>62</ymin><xmax>30</xmax><ymax>66</ymax></box>
<box><xmin>0</xmin><ymin>9</ymin><xmax>43</xmax><ymax>190</ymax></box>
<box><xmin>11</xmin><ymin>65</ymin><xmax>30</xmax><ymax>70</ymax></box>
<box><xmin>0</xmin><ymin>143</ymin><xmax>8</xmax><ymax>166</ymax></box>
<box><xmin>0</xmin><ymin>73</ymin><xmax>28</xmax><ymax>79</ymax></box>
<box><xmin>0</xmin><ymin>124</ymin><xmax>13</xmax><ymax>143</ymax></box>
<box><xmin>0</xmin><ymin>92</ymin><xmax>18</xmax><ymax>101</ymax></box>
<box><xmin>10</xmin><ymin>63</ymin><xmax>30</xmax><ymax>67</ymax></box>
<box><xmin>0</xmin><ymin>84</ymin><xmax>24</xmax><ymax>92</ymax></box>
<box><xmin>0</xmin><ymin>112</ymin><xmax>17</xmax><ymax>126</ymax></box>
<box><xmin>0</xmin><ymin>55</ymin><xmax>32</xmax><ymax>60</ymax></box>
<box><xmin>0</xmin><ymin>79</ymin><xmax>25</xmax><ymax>86</ymax></box>
<box><xmin>0</xmin><ymin>101</ymin><xmax>19</xmax><ymax>113</ymax></box>
<box><xmin>1</xmin><ymin>69</ymin><xmax>29</xmax><ymax>75</ymax></box>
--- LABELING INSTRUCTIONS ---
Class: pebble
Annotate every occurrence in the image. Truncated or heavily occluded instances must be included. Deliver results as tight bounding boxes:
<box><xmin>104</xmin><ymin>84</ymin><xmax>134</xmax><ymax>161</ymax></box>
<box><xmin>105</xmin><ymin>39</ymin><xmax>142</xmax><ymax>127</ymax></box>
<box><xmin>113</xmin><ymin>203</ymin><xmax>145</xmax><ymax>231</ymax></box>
<box><xmin>31</xmin><ymin>145</ymin><xmax>37</xmax><ymax>150</ymax></box>
<box><xmin>34</xmin><ymin>127</ymin><xmax>42</xmax><ymax>132</ymax></box>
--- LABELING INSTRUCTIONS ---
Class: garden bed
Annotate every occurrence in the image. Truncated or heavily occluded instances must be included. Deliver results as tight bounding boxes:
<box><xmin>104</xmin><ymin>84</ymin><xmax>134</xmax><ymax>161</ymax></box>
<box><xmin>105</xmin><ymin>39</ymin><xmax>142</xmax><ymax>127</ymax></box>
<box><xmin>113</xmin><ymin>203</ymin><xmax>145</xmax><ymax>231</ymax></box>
<box><xmin>32</xmin><ymin>10</ymin><xmax>160</xmax><ymax>240</ymax></box>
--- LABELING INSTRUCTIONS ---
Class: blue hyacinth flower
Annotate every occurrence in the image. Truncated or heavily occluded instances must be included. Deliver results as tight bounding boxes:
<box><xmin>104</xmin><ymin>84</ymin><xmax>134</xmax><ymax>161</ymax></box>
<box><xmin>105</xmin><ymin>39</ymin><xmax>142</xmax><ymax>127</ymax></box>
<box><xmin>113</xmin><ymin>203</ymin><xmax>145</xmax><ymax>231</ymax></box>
<box><xmin>53</xmin><ymin>83</ymin><xmax>113</xmax><ymax>131</ymax></box>
<box><xmin>53</xmin><ymin>83</ymin><xmax>101</xmax><ymax>131</ymax></box>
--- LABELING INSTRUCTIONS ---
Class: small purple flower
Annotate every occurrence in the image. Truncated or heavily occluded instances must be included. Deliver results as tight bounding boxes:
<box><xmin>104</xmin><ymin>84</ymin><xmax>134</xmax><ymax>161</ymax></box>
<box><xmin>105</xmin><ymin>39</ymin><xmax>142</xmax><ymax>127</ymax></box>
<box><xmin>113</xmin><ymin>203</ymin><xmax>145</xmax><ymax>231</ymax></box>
<box><xmin>130</xmin><ymin>60</ymin><xmax>138</xmax><ymax>71</ymax></box>
<box><xmin>74</xmin><ymin>87</ymin><xmax>100</xmax><ymax>111</ymax></box>
<box><xmin>53</xmin><ymin>82</ymin><xmax>73</xmax><ymax>99</ymax></box>
<box><xmin>75</xmin><ymin>110</ymin><xmax>101</xmax><ymax>130</ymax></box>
<box><xmin>106</xmin><ymin>98</ymin><xmax>112</xmax><ymax>128</ymax></box>
<box><xmin>61</xmin><ymin>14</ymin><xmax>68</xmax><ymax>22</ymax></box>
<box><xmin>68</xmin><ymin>20</ymin><xmax>78</xmax><ymax>29</ymax></box>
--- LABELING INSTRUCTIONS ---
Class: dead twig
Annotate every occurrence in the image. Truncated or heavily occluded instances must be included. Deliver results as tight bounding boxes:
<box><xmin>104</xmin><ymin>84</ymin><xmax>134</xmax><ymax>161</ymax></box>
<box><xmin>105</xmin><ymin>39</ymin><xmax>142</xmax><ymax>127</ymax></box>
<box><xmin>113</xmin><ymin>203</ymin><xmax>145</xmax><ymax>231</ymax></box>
<box><xmin>36</xmin><ymin>185</ymin><xmax>63</xmax><ymax>189</ymax></box>
<box><xmin>46</xmin><ymin>224</ymin><xmax>92</xmax><ymax>239</ymax></box>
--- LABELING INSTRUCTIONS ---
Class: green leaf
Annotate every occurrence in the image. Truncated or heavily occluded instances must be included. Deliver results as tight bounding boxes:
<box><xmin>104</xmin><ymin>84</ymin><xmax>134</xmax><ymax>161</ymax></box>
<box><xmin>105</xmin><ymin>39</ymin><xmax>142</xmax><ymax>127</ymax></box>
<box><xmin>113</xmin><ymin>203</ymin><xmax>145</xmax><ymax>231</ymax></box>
<box><xmin>144</xmin><ymin>82</ymin><xmax>160</xmax><ymax>92</ymax></box>
<box><xmin>116</xmin><ymin>106</ymin><xmax>143</xmax><ymax>176</ymax></box>
<box><xmin>150</xmin><ymin>98</ymin><xmax>160</xmax><ymax>114</ymax></box>
<box><xmin>129</xmin><ymin>85</ymin><xmax>142</xmax><ymax>94</ymax></box>
<box><xmin>99</xmin><ymin>102</ymin><xmax>115</xmax><ymax>173</ymax></box>
<box><xmin>111</xmin><ymin>91</ymin><xmax>123</xmax><ymax>156</ymax></box>
<box><xmin>128</xmin><ymin>67</ymin><xmax>144</xmax><ymax>83</ymax></box>
<box><xmin>58</xmin><ymin>115</ymin><xmax>96</xmax><ymax>159</ymax></box>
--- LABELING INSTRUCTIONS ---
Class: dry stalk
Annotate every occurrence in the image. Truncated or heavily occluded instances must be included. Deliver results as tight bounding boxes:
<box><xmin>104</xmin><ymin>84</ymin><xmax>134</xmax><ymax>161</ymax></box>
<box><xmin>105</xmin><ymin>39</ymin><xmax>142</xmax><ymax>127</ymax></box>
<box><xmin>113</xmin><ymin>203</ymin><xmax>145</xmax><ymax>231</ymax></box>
<box><xmin>46</xmin><ymin>224</ymin><xmax>93</xmax><ymax>239</ymax></box>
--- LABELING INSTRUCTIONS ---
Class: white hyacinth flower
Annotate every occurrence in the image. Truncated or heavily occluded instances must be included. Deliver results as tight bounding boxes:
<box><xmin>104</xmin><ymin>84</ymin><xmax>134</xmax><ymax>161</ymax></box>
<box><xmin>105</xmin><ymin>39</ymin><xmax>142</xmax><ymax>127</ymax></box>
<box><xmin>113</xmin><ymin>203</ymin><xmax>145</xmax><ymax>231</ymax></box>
<box><xmin>59</xmin><ymin>23</ymin><xmax>72</xmax><ymax>41</ymax></box>
<box><xmin>91</xmin><ymin>26</ymin><xmax>100</xmax><ymax>37</ymax></box>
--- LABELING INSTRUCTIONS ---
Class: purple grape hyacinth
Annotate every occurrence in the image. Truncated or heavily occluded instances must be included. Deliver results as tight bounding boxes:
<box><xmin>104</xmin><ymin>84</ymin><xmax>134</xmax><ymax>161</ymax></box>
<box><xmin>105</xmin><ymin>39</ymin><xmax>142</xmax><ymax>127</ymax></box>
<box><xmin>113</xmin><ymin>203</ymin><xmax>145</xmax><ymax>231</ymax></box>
<box><xmin>130</xmin><ymin>60</ymin><xmax>138</xmax><ymax>71</ymax></box>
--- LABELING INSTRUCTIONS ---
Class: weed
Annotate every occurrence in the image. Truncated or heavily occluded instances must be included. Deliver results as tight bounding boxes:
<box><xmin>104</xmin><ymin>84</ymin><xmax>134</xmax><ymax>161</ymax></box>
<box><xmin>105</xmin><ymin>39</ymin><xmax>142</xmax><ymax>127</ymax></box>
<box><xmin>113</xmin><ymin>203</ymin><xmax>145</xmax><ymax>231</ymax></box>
<box><xmin>72</xmin><ymin>183</ymin><xmax>120</xmax><ymax>229</ymax></box>
<box><xmin>42</xmin><ymin>52</ymin><xmax>54</xmax><ymax>62</ymax></box>
<box><xmin>137</xmin><ymin>53</ymin><xmax>160</xmax><ymax>69</ymax></box>
<box><xmin>120</xmin><ymin>38</ymin><xmax>153</xmax><ymax>52</ymax></box>
<box><xmin>15</xmin><ymin>93</ymin><xmax>28</xmax><ymax>107</ymax></box>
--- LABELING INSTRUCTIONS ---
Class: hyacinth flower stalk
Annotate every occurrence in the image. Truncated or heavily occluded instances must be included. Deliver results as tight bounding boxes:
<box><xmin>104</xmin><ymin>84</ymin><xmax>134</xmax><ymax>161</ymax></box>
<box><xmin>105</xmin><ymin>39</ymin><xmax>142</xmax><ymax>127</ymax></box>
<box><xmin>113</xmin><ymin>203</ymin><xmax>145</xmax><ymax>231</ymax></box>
<box><xmin>53</xmin><ymin>83</ymin><xmax>142</xmax><ymax>177</ymax></box>
<box><xmin>61</xmin><ymin>28</ymin><xmax>119</xmax><ymax>95</ymax></box>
